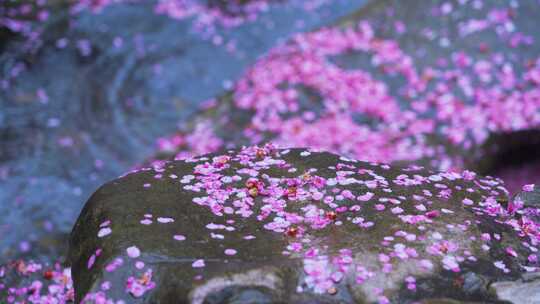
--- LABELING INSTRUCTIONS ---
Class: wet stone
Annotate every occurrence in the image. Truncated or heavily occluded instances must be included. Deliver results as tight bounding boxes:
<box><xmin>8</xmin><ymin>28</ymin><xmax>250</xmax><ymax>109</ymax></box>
<box><xmin>490</xmin><ymin>278</ymin><xmax>540</xmax><ymax>304</ymax></box>
<box><xmin>517</xmin><ymin>186</ymin><xmax>540</xmax><ymax>209</ymax></box>
<box><xmin>460</xmin><ymin>272</ymin><xmax>487</xmax><ymax>296</ymax></box>
<box><xmin>68</xmin><ymin>146</ymin><xmax>539</xmax><ymax>303</ymax></box>
<box><xmin>203</xmin><ymin>286</ymin><xmax>276</xmax><ymax>304</ymax></box>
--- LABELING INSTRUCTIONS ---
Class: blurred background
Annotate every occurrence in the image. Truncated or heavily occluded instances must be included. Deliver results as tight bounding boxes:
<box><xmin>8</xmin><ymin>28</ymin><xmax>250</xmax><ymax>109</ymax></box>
<box><xmin>1</xmin><ymin>0</ymin><xmax>539</xmax><ymax>270</ymax></box>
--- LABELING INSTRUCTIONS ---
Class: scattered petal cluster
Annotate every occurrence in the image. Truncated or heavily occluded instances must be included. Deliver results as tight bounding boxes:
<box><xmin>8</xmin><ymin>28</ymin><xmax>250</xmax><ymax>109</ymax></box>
<box><xmin>2</xmin><ymin>145</ymin><xmax>540</xmax><ymax>302</ymax></box>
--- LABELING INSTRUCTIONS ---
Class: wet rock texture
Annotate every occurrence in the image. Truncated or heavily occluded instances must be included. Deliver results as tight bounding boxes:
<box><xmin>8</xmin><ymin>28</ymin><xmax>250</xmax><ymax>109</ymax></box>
<box><xmin>69</xmin><ymin>146</ymin><xmax>539</xmax><ymax>303</ymax></box>
<box><xmin>490</xmin><ymin>277</ymin><xmax>540</xmax><ymax>304</ymax></box>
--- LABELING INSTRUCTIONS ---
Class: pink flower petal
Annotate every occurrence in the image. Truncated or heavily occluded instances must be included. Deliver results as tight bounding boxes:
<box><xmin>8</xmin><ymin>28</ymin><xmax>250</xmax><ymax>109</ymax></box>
<box><xmin>523</xmin><ymin>184</ymin><xmax>535</xmax><ymax>192</ymax></box>
<box><xmin>192</xmin><ymin>259</ymin><xmax>205</xmax><ymax>268</ymax></box>
<box><xmin>157</xmin><ymin>217</ymin><xmax>174</xmax><ymax>223</ymax></box>
<box><xmin>224</xmin><ymin>249</ymin><xmax>237</xmax><ymax>256</ymax></box>
<box><xmin>97</xmin><ymin>227</ymin><xmax>112</xmax><ymax>238</ymax></box>
<box><xmin>173</xmin><ymin>234</ymin><xmax>186</xmax><ymax>241</ymax></box>
<box><xmin>127</xmin><ymin>246</ymin><xmax>141</xmax><ymax>258</ymax></box>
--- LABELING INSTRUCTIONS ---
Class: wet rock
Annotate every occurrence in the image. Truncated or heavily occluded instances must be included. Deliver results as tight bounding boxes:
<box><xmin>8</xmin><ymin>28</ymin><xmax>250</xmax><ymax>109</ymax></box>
<box><xmin>461</xmin><ymin>272</ymin><xmax>488</xmax><ymax>296</ymax></box>
<box><xmin>516</xmin><ymin>186</ymin><xmax>540</xmax><ymax>209</ymax></box>
<box><xmin>490</xmin><ymin>274</ymin><xmax>540</xmax><ymax>304</ymax></box>
<box><xmin>515</xmin><ymin>186</ymin><xmax>540</xmax><ymax>224</ymax></box>
<box><xmin>202</xmin><ymin>285</ymin><xmax>277</xmax><ymax>304</ymax></box>
<box><xmin>419</xmin><ymin>299</ymin><xmax>491</xmax><ymax>304</ymax></box>
<box><xmin>69</xmin><ymin>146</ymin><xmax>538</xmax><ymax>303</ymax></box>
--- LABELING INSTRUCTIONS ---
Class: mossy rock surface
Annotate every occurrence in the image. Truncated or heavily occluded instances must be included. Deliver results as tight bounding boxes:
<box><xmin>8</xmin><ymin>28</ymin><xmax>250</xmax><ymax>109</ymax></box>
<box><xmin>69</xmin><ymin>146</ymin><xmax>539</xmax><ymax>303</ymax></box>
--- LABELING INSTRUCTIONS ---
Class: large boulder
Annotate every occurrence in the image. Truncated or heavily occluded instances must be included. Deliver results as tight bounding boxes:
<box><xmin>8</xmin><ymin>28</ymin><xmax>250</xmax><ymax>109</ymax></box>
<box><xmin>68</xmin><ymin>146</ymin><xmax>539</xmax><ymax>303</ymax></box>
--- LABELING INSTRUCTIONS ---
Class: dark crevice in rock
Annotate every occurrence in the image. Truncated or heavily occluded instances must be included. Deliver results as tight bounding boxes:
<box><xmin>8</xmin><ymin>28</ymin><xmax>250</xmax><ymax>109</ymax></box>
<box><xmin>486</xmin><ymin>130</ymin><xmax>540</xmax><ymax>172</ymax></box>
<box><xmin>472</xmin><ymin>129</ymin><xmax>540</xmax><ymax>193</ymax></box>
<box><xmin>0</xmin><ymin>28</ymin><xmax>18</xmax><ymax>54</ymax></box>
